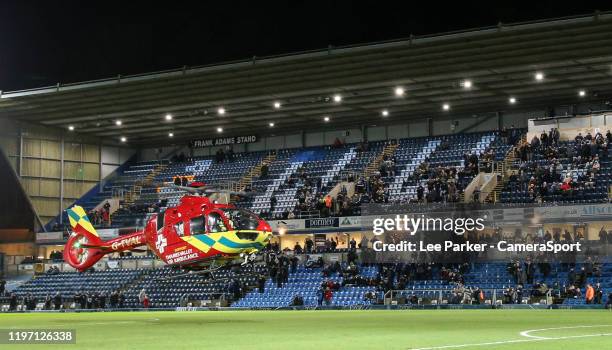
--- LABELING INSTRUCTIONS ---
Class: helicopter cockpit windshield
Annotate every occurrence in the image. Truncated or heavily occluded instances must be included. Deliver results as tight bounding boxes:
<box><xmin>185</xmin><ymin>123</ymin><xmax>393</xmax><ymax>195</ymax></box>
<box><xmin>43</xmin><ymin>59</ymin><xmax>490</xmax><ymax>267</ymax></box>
<box><xmin>222</xmin><ymin>209</ymin><xmax>260</xmax><ymax>230</ymax></box>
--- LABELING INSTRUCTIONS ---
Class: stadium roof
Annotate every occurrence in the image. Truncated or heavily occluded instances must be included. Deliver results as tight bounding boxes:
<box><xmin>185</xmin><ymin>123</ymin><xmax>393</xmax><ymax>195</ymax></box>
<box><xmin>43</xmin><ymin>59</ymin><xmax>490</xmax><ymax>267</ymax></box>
<box><xmin>2</xmin><ymin>12</ymin><xmax>612</xmax><ymax>146</ymax></box>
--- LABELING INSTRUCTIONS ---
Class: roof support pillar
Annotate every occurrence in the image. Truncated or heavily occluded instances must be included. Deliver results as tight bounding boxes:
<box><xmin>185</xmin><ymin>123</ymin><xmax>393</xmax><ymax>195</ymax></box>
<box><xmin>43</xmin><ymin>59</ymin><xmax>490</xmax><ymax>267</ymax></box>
<box><xmin>18</xmin><ymin>126</ymin><xmax>23</xmax><ymax>177</ymax></box>
<box><xmin>59</xmin><ymin>134</ymin><xmax>65</xmax><ymax>224</ymax></box>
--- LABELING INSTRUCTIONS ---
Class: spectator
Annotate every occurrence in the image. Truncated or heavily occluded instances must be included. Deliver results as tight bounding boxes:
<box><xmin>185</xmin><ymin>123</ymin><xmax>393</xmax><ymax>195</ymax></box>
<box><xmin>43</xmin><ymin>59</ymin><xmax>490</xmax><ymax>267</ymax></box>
<box><xmin>9</xmin><ymin>293</ymin><xmax>17</xmax><ymax>311</ymax></box>
<box><xmin>260</xmin><ymin>164</ymin><xmax>269</xmax><ymax>179</ymax></box>
<box><xmin>585</xmin><ymin>284</ymin><xmax>595</xmax><ymax>304</ymax></box>
<box><xmin>53</xmin><ymin>292</ymin><xmax>62</xmax><ymax>310</ymax></box>
<box><xmin>594</xmin><ymin>283</ymin><xmax>603</xmax><ymax>304</ymax></box>
<box><xmin>42</xmin><ymin>294</ymin><xmax>51</xmax><ymax>310</ymax></box>
<box><xmin>118</xmin><ymin>292</ymin><xmax>125</xmax><ymax>308</ymax></box>
<box><xmin>324</xmin><ymin>287</ymin><xmax>333</xmax><ymax>306</ymax></box>
<box><xmin>79</xmin><ymin>292</ymin><xmax>87</xmax><ymax>309</ymax></box>
<box><xmin>143</xmin><ymin>294</ymin><xmax>150</xmax><ymax>309</ymax></box>
<box><xmin>291</xmin><ymin>294</ymin><xmax>304</xmax><ymax>306</ymax></box>
<box><xmin>138</xmin><ymin>288</ymin><xmax>147</xmax><ymax>306</ymax></box>
<box><xmin>257</xmin><ymin>274</ymin><xmax>266</xmax><ymax>293</ymax></box>
<box><xmin>26</xmin><ymin>294</ymin><xmax>37</xmax><ymax>310</ymax></box>
<box><xmin>290</xmin><ymin>256</ymin><xmax>299</xmax><ymax>273</ymax></box>
<box><xmin>316</xmin><ymin>286</ymin><xmax>324</xmax><ymax>306</ymax></box>
<box><xmin>599</xmin><ymin>227</ymin><xmax>608</xmax><ymax>244</ymax></box>
<box><xmin>109</xmin><ymin>291</ymin><xmax>119</xmax><ymax>308</ymax></box>
<box><xmin>305</xmin><ymin>237</ymin><xmax>314</xmax><ymax>253</ymax></box>
<box><xmin>215</xmin><ymin>149</ymin><xmax>225</xmax><ymax>163</ymax></box>
<box><xmin>99</xmin><ymin>292</ymin><xmax>106</xmax><ymax>309</ymax></box>
<box><xmin>293</xmin><ymin>242</ymin><xmax>303</xmax><ymax>254</ymax></box>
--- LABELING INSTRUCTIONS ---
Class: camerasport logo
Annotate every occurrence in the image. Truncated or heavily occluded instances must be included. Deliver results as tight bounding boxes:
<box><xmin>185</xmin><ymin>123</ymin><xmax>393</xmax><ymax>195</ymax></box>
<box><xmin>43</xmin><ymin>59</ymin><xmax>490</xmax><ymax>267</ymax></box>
<box><xmin>155</xmin><ymin>233</ymin><xmax>167</xmax><ymax>253</ymax></box>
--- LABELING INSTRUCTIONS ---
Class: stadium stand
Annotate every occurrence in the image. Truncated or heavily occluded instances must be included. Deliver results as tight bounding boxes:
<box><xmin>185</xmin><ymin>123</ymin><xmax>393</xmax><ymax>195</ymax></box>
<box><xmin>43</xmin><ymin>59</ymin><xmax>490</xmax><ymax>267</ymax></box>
<box><xmin>9</xmin><ymin>124</ymin><xmax>612</xmax><ymax>312</ymax></box>
<box><xmin>121</xmin><ymin>265</ymin><xmax>267</xmax><ymax>308</ymax></box>
<box><xmin>12</xmin><ymin>269</ymin><xmax>144</xmax><ymax>299</ymax></box>
<box><xmin>66</xmin><ymin>129</ymin><xmax>531</xmax><ymax>230</ymax></box>
<box><xmin>501</xmin><ymin>134</ymin><xmax>611</xmax><ymax>204</ymax></box>
<box><xmin>50</xmin><ymin>126</ymin><xmax>612</xmax><ymax>233</ymax></box>
<box><xmin>1</xmin><ymin>250</ymin><xmax>610</xmax><ymax>310</ymax></box>
<box><xmin>231</xmin><ymin>256</ymin><xmax>612</xmax><ymax>308</ymax></box>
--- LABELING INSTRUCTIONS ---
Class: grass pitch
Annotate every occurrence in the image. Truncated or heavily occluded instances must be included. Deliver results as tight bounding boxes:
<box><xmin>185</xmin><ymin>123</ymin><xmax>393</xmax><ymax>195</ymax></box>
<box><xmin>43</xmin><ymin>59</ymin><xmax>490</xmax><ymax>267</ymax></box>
<box><xmin>1</xmin><ymin>310</ymin><xmax>611</xmax><ymax>350</ymax></box>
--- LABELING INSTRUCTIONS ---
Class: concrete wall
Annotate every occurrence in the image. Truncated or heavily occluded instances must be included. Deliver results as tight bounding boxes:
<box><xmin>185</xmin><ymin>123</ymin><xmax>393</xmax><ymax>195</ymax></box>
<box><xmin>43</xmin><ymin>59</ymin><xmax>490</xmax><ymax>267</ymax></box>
<box><xmin>0</xmin><ymin>119</ymin><xmax>134</xmax><ymax>225</ymax></box>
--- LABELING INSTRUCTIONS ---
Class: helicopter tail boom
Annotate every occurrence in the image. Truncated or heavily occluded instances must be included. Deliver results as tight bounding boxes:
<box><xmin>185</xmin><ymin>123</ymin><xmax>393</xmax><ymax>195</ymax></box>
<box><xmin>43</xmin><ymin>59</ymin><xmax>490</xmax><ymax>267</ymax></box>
<box><xmin>63</xmin><ymin>206</ymin><xmax>146</xmax><ymax>271</ymax></box>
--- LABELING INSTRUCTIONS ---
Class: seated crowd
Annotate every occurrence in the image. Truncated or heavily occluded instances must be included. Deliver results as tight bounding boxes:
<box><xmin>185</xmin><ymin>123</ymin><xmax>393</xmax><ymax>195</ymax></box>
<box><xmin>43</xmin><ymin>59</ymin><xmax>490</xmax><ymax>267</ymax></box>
<box><xmin>506</xmin><ymin>128</ymin><xmax>610</xmax><ymax>203</ymax></box>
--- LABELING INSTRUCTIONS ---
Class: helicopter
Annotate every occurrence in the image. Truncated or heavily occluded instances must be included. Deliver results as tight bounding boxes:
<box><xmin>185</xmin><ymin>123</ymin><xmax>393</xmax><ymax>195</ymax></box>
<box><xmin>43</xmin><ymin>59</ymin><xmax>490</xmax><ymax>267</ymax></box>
<box><xmin>63</xmin><ymin>184</ymin><xmax>273</xmax><ymax>273</ymax></box>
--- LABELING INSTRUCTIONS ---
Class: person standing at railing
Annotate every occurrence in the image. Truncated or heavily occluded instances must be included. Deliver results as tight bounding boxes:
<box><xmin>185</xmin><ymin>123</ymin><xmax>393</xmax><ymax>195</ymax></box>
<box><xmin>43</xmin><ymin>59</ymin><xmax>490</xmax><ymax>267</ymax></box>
<box><xmin>324</xmin><ymin>287</ymin><xmax>333</xmax><ymax>306</ymax></box>
<box><xmin>316</xmin><ymin>286</ymin><xmax>324</xmax><ymax>306</ymax></box>
<box><xmin>594</xmin><ymin>283</ymin><xmax>603</xmax><ymax>304</ymax></box>
<box><xmin>605</xmin><ymin>293</ymin><xmax>612</xmax><ymax>309</ymax></box>
<box><xmin>585</xmin><ymin>284</ymin><xmax>595</xmax><ymax>304</ymax></box>
<box><xmin>53</xmin><ymin>292</ymin><xmax>62</xmax><ymax>310</ymax></box>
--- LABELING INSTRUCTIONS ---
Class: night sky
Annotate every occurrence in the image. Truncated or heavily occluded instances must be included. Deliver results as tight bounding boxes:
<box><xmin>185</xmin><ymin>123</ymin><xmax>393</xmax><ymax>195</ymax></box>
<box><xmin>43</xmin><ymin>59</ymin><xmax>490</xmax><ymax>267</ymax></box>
<box><xmin>1</xmin><ymin>1</ymin><xmax>611</xmax><ymax>92</ymax></box>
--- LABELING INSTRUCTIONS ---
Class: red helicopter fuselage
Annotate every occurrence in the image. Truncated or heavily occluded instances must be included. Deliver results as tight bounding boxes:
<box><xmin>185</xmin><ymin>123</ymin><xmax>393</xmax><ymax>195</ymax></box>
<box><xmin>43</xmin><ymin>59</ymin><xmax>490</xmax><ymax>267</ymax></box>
<box><xmin>63</xmin><ymin>196</ymin><xmax>272</xmax><ymax>272</ymax></box>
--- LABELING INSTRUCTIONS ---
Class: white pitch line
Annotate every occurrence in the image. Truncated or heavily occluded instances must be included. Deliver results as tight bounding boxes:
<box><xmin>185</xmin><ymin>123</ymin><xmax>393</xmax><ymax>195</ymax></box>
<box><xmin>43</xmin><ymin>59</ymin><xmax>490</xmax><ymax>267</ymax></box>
<box><xmin>520</xmin><ymin>324</ymin><xmax>612</xmax><ymax>339</ymax></box>
<box><xmin>7</xmin><ymin>319</ymin><xmax>161</xmax><ymax>329</ymax></box>
<box><xmin>410</xmin><ymin>325</ymin><xmax>612</xmax><ymax>350</ymax></box>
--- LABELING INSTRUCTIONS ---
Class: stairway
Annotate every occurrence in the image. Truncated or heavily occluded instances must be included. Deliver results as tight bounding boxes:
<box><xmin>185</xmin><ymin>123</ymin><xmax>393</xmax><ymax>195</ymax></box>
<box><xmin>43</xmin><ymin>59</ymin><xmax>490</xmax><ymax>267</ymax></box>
<box><xmin>363</xmin><ymin>142</ymin><xmax>399</xmax><ymax>178</ymax></box>
<box><xmin>237</xmin><ymin>153</ymin><xmax>277</xmax><ymax>191</ymax></box>
<box><xmin>124</xmin><ymin>162</ymin><xmax>168</xmax><ymax>205</ymax></box>
<box><xmin>484</xmin><ymin>138</ymin><xmax>521</xmax><ymax>203</ymax></box>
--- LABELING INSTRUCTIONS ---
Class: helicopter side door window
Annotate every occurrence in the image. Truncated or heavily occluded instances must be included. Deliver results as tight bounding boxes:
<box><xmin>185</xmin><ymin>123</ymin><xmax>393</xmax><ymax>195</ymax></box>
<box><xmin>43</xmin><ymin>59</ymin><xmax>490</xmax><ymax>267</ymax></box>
<box><xmin>175</xmin><ymin>221</ymin><xmax>185</xmax><ymax>237</ymax></box>
<box><xmin>207</xmin><ymin>212</ymin><xmax>228</xmax><ymax>233</ymax></box>
<box><xmin>157</xmin><ymin>209</ymin><xmax>166</xmax><ymax>231</ymax></box>
<box><xmin>190</xmin><ymin>216</ymin><xmax>206</xmax><ymax>236</ymax></box>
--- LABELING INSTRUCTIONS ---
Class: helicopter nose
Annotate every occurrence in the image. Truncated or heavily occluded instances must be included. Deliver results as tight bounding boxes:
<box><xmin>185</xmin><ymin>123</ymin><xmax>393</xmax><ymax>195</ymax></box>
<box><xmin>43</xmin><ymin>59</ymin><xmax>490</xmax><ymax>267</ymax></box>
<box><xmin>257</xmin><ymin>220</ymin><xmax>272</xmax><ymax>233</ymax></box>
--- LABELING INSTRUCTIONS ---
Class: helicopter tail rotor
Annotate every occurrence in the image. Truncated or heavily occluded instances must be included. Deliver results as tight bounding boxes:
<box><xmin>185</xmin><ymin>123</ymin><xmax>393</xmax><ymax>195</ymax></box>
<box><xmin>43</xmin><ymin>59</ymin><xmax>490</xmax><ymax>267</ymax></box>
<box><xmin>63</xmin><ymin>206</ymin><xmax>106</xmax><ymax>271</ymax></box>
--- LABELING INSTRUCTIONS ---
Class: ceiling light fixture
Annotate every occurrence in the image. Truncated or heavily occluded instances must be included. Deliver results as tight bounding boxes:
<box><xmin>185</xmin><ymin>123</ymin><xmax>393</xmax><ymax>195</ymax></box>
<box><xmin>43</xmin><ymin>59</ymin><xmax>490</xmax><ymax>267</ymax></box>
<box><xmin>535</xmin><ymin>72</ymin><xmax>544</xmax><ymax>81</ymax></box>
